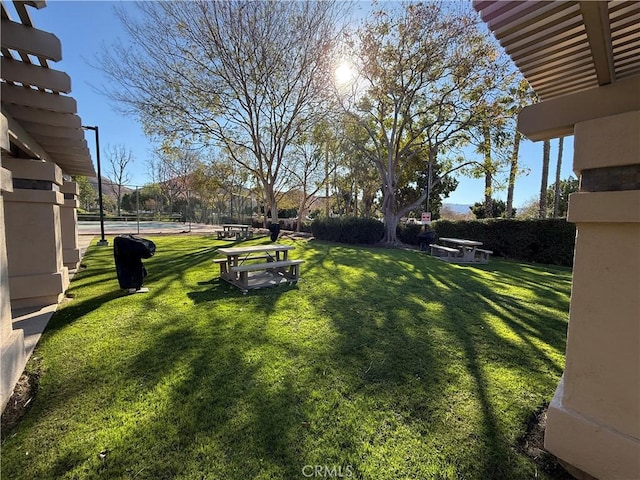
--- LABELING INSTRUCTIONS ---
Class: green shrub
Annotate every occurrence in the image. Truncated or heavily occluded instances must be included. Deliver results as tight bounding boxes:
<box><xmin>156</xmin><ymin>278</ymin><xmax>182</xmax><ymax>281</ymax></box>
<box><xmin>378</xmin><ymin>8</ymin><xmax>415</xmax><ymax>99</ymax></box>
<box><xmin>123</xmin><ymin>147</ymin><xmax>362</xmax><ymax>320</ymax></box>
<box><xmin>431</xmin><ymin>218</ymin><xmax>576</xmax><ymax>266</ymax></box>
<box><xmin>311</xmin><ymin>217</ymin><xmax>385</xmax><ymax>244</ymax></box>
<box><xmin>312</xmin><ymin>217</ymin><xmax>575</xmax><ymax>266</ymax></box>
<box><xmin>397</xmin><ymin>223</ymin><xmax>422</xmax><ymax>244</ymax></box>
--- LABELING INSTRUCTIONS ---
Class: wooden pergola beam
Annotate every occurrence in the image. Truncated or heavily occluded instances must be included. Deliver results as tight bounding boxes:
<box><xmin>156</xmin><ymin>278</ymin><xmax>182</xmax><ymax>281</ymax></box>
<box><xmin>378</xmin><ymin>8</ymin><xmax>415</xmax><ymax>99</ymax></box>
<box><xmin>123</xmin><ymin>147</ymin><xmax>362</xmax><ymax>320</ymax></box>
<box><xmin>31</xmin><ymin>134</ymin><xmax>87</xmax><ymax>148</ymax></box>
<box><xmin>518</xmin><ymin>74</ymin><xmax>640</xmax><ymax>141</ymax></box>
<box><xmin>1</xmin><ymin>106</ymin><xmax>52</xmax><ymax>162</ymax></box>
<box><xmin>41</xmin><ymin>142</ymin><xmax>90</xmax><ymax>156</ymax></box>
<box><xmin>0</xmin><ymin>18</ymin><xmax>61</xmax><ymax>61</ymax></box>
<box><xmin>580</xmin><ymin>1</ymin><xmax>616</xmax><ymax>86</ymax></box>
<box><xmin>4</xmin><ymin>104</ymin><xmax>81</xmax><ymax>129</ymax></box>
<box><xmin>50</xmin><ymin>153</ymin><xmax>93</xmax><ymax>163</ymax></box>
<box><xmin>474</xmin><ymin>1</ymin><xmax>640</xmax><ymax>101</ymax></box>
<box><xmin>1</xmin><ymin>83</ymin><xmax>77</xmax><ymax>114</ymax></box>
<box><xmin>22</xmin><ymin>122</ymin><xmax>85</xmax><ymax>140</ymax></box>
<box><xmin>1</xmin><ymin>57</ymin><xmax>71</xmax><ymax>92</ymax></box>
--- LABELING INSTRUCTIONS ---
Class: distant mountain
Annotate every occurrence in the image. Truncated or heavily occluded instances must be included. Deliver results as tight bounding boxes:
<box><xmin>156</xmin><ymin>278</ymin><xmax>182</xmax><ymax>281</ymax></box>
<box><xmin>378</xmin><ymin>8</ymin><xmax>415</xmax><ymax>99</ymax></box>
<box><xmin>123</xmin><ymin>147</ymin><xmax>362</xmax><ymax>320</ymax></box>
<box><xmin>87</xmin><ymin>177</ymin><xmax>133</xmax><ymax>202</ymax></box>
<box><xmin>442</xmin><ymin>203</ymin><xmax>471</xmax><ymax>214</ymax></box>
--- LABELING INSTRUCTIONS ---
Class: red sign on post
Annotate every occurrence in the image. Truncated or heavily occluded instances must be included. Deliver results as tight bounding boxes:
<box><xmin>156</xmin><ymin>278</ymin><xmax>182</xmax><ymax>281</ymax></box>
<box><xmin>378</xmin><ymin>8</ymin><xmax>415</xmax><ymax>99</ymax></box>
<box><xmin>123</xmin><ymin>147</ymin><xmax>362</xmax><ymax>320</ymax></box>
<box><xmin>421</xmin><ymin>212</ymin><xmax>431</xmax><ymax>223</ymax></box>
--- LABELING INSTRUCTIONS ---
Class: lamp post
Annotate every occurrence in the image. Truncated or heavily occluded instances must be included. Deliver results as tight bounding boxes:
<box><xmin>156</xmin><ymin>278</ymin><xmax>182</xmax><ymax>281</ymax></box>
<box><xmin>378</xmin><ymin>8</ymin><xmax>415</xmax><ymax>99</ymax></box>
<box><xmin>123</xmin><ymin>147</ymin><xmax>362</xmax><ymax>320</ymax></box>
<box><xmin>82</xmin><ymin>125</ymin><xmax>108</xmax><ymax>246</ymax></box>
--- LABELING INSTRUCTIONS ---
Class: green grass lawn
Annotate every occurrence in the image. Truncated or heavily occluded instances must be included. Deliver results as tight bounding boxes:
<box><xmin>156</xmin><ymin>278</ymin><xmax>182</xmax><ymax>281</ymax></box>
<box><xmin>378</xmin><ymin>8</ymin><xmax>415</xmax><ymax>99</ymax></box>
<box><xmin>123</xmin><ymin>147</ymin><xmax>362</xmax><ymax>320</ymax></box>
<box><xmin>1</xmin><ymin>235</ymin><xmax>572</xmax><ymax>480</ymax></box>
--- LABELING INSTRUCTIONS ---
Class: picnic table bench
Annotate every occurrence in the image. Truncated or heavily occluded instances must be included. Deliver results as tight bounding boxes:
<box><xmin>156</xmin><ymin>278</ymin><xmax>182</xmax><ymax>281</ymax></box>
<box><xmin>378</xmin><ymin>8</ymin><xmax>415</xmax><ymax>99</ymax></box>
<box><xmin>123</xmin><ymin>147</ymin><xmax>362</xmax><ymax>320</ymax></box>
<box><xmin>429</xmin><ymin>244</ymin><xmax>461</xmax><ymax>261</ymax></box>
<box><xmin>430</xmin><ymin>238</ymin><xmax>492</xmax><ymax>264</ymax></box>
<box><xmin>474</xmin><ymin>248</ymin><xmax>493</xmax><ymax>262</ymax></box>
<box><xmin>230</xmin><ymin>259</ymin><xmax>304</xmax><ymax>291</ymax></box>
<box><xmin>214</xmin><ymin>244</ymin><xmax>304</xmax><ymax>293</ymax></box>
<box><xmin>217</xmin><ymin>224</ymin><xmax>253</xmax><ymax>240</ymax></box>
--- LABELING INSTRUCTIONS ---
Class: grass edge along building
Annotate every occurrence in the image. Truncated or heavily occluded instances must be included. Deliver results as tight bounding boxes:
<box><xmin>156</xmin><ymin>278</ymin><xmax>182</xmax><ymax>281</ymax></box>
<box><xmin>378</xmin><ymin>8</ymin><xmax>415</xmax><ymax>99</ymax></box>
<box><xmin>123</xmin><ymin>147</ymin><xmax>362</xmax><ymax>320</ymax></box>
<box><xmin>1</xmin><ymin>1</ymin><xmax>95</xmax><ymax>411</ymax></box>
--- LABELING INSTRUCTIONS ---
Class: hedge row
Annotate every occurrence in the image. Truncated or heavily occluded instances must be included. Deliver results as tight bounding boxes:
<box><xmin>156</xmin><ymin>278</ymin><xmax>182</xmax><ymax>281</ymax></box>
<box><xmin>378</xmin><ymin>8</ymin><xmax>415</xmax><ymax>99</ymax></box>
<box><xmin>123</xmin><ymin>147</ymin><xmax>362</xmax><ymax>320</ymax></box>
<box><xmin>399</xmin><ymin>218</ymin><xmax>576</xmax><ymax>266</ymax></box>
<box><xmin>311</xmin><ymin>217</ymin><xmax>385</xmax><ymax>244</ymax></box>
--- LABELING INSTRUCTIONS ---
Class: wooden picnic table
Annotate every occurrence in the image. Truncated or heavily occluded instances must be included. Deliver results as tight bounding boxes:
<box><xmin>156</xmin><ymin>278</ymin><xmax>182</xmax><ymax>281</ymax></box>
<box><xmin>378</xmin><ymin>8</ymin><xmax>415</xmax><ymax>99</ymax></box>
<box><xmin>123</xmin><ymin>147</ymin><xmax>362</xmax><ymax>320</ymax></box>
<box><xmin>214</xmin><ymin>244</ymin><xmax>303</xmax><ymax>293</ymax></box>
<box><xmin>218</xmin><ymin>224</ymin><xmax>253</xmax><ymax>240</ymax></box>
<box><xmin>432</xmin><ymin>237</ymin><xmax>492</xmax><ymax>264</ymax></box>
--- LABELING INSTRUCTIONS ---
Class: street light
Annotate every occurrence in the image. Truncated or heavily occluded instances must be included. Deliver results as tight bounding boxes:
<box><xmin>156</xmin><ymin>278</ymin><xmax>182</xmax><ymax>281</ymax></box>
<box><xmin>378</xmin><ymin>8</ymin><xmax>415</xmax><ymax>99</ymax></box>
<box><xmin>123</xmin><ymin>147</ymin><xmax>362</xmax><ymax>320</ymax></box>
<box><xmin>82</xmin><ymin>125</ymin><xmax>108</xmax><ymax>246</ymax></box>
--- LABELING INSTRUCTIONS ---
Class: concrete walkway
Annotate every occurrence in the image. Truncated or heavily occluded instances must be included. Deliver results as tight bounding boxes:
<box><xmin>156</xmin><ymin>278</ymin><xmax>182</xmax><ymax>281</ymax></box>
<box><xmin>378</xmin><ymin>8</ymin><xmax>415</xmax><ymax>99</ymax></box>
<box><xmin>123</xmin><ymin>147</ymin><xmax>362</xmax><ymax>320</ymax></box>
<box><xmin>11</xmin><ymin>235</ymin><xmax>94</xmax><ymax>361</ymax></box>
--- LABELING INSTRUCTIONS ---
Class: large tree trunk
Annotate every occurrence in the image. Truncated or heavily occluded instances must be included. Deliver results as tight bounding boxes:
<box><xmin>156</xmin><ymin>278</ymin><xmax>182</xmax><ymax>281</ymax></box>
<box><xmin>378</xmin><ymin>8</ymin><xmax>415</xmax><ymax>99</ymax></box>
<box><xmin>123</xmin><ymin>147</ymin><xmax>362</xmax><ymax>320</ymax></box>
<box><xmin>297</xmin><ymin>197</ymin><xmax>307</xmax><ymax>233</ymax></box>
<box><xmin>484</xmin><ymin>172</ymin><xmax>493</xmax><ymax>216</ymax></box>
<box><xmin>354</xmin><ymin>182</ymin><xmax>358</xmax><ymax>217</ymax></box>
<box><xmin>116</xmin><ymin>184</ymin><xmax>122</xmax><ymax>216</ymax></box>
<box><xmin>425</xmin><ymin>153</ymin><xmax>434</xmax><ymax>213</ymax></box>
<box><xmin>261</xmin><ymin>193</ymin><xmax>268</xmax><ymax>228</ymax></box>
<box><xmin>553</xmin><ymin>136</ymin><xmax>564</xmax><ymax>218</ymax></box>
<box><xmin>383</xmin><ymin>213</ymin><xmax>399</xmax><ymax>244</ymax></box>
<box><xmin>506</xmin><ymin>129</ymin><xmax>522</xmax><ymax>218</ymax></box>
<box><xmin>270</xmin><ymin>199</ymin><xmax>278</xmax><ymax>223</ymax></box>
<box><xmin>325</xmin><ymin>143</ymin><xmax>330</xmax><ymax>218</ymax></box>
<box><xmin>539</xmin><ymin>139</ymin><xmax>551</xmax><ymax>219</ymax></box>
<box><xmin>263</xmin><ymin>182</ymin><xmax>278</xmax><ymax>225</ymax></box>
<box><xmin>381</xmin><ymin>186</ymin><xmax>398</xmax><ymax>243</ymax></box>
<box><xmin>482</xmin><ymin>120</ymin><xmax>494</xmax><ymax>215</ymax></box>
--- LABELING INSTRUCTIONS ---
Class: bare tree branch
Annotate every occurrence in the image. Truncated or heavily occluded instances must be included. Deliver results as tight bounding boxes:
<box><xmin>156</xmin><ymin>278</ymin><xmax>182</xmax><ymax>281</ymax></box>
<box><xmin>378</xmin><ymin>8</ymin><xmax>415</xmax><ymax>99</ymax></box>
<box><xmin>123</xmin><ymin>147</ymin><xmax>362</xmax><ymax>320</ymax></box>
<box><xmin>105</xmin><ymin>144</ymin><xmax>134</xmax><ymax>216</ymax></box>
<box><xmin>98</xmin><ymin>0</ymin><xmax>349</xmax><ymax>223</ymax></box>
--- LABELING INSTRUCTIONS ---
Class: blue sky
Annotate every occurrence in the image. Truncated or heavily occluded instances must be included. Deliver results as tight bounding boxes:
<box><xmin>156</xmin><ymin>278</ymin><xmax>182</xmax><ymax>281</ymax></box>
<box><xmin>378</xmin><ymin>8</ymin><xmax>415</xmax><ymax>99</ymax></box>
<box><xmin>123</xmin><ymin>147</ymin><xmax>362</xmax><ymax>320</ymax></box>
<box><xmin>25</xmin><ymin>1</ymin><xmax>575</xmax><ymax>208</ymax></box>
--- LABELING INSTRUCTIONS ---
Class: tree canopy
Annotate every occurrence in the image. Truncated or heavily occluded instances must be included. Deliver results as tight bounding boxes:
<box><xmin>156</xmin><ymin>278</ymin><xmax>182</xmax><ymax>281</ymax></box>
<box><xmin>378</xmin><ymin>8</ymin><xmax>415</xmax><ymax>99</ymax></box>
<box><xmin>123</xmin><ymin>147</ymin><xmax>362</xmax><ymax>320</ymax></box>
<box><xmin>100</xmin><ymin>0</ymin><xmax>349</xmax><ymax>222</ymax></box>
<box><xmin>95</xmin><ymin>1</ymin><xmax>536</xmax><ymax>235</ymax></box>
<box><xmin>339</xmin><ymin>1</ymin><xmax>511</xmax><ymax>242</ymax></box>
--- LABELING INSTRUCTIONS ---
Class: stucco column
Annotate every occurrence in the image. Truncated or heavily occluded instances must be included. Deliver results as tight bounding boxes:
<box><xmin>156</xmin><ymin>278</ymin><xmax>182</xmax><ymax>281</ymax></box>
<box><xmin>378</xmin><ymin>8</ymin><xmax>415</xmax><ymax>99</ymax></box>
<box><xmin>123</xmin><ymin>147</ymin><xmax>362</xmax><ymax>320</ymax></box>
<box><xmin>544</xmin><ymin>110</ymin><xmax>640</xmax><ymax>480</ymax></box>
<box><xmin>0</xmin><ymin>162</ymin><xmax>27</xmax><ymax>412</ymax></box>
<box><xmin>0</xmin><ymin>119</ymin><xmax>27</xmax><ymax>411</ymax></box>
<box><xmin>60</xmin><ymin>180</ymin><xmax>80</xmax><ymax>270</ymax></box>
<box><xmin>2</xmin><ymin>157</ymin><xmax>69</xmax><ymax>309</ymax></box>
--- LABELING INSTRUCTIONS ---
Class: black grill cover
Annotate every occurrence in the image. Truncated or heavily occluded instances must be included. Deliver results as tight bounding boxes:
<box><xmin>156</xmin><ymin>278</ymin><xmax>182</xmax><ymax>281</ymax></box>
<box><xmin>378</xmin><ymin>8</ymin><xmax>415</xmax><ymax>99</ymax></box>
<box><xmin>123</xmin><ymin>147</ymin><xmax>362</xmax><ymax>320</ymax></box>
<box><xmin>268</xmin><ymin>223</ymin><xmax>281</xmax><ymax>242</ymax></box>
<box><xmin>113</xmin><ymin>235</ymin><xmax>156</xmax><ymax>289</ymax></box>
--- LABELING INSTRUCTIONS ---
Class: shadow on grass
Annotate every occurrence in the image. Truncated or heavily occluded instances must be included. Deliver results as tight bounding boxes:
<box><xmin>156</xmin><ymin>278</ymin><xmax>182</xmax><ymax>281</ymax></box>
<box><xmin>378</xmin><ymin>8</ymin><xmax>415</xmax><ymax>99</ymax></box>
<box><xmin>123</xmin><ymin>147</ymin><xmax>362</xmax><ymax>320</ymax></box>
<box><xmin>3</xmin><ymin>237</ymin><xmax>571</xmax><ymax>480</ymax></box>
<box><xmin>187</xmin><ymin>280</ymin><xmax>300</xmax><ymax>304</ymax></box>
<box><xmin>105</xmin><ymin>325</ymin><xmax>307</xmax><ymax>479</ymax></box>
<box><xmin>43</xmin><ymin>290</ymin><xmax>125</xmax><ymax>333</ymax></box>
<box><xmin>303</xmin><ymin>242</ymin><xmax>570</xmax><ymax>478</ymax></box>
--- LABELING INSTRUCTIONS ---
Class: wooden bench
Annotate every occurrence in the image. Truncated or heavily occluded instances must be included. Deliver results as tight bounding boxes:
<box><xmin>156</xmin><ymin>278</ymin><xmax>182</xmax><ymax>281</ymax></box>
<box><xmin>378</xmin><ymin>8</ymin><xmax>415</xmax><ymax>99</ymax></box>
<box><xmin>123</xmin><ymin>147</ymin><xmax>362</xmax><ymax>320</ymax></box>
<box><xmin>429</xmin><ymin>244</ymin><xmax>461</xmax><ymax>261</ymax></box>
<box><xmin>217</xmin><ymin>229</ymin><xmax>250</xmax><ymax>240</ymax></box>
<box><xmin>213</xmin><ymin>258</ymin><xmax>229</xmax><ymax>274</ymax></box>
<box><xmin>213</xmin><ymin>254</ymin><xmax>273</xmax><ymax>275</ymax></box>
<box><xmin>229</xmin><ymin>259</ymin><xmax>304</xmax><ymax>291</ymax></box>
<box><xmin>230</xmin><ymin>259</ymin><xmax>304</xmax><ymax>275</ymax></box>
<box><xmin>475</xmin><ymin>248</ymin><xmax>493</xmax><ymax>262</ymax></box>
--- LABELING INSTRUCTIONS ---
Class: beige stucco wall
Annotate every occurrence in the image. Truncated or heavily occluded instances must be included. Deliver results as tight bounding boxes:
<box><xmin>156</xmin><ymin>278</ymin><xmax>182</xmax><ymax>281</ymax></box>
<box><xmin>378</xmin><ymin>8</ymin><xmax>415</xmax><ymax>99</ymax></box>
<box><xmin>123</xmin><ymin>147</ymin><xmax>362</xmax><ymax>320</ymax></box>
<box><xmin>0</xmin><ymin>156</ymin><xmax>27</xmax><ymax>411</ymax></box>
<box><xmin>60</xmin><ymin>180</ymin><xmax>80</xmax><ymax>269</ymax></box>
<box><xmin>544</xmin><ymin>110</ymin><xmax>640</xmax><ymax>480</ymax></box>
<box><xmin>518</xmin><ymin>75</ymin><xmax>640</xmax><ymax>141</ymax></box>
<box><xmin>566</xmin><ymin>220</ymin><xmax>639</xmax><ymax>431</ymax></box>
<box><xmin>2</xmin><ymin>157</ymin><xmax>69</xmax><ymax>309</ymax></box>
<box><xmin>573</xmin><ymin>110</ymin><xmax>640</xmax><ymax>171</ymax></box>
